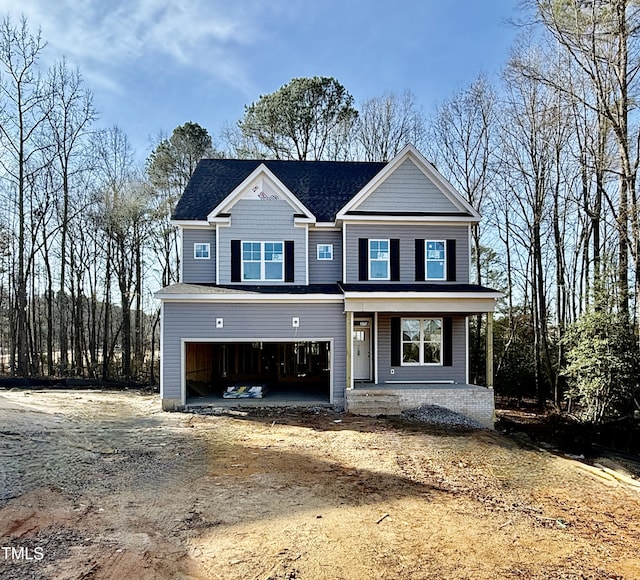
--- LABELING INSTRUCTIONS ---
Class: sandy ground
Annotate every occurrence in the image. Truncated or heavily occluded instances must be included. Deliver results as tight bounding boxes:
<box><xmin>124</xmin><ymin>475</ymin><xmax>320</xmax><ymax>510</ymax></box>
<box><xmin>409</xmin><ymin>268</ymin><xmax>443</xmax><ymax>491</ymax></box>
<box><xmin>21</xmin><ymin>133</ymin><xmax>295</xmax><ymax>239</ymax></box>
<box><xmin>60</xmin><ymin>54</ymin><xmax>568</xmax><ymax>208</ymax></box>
<box><xmin>0</xmin><ymin>390</ymin><xmax>639</xmax><ymax>580</ymax></box>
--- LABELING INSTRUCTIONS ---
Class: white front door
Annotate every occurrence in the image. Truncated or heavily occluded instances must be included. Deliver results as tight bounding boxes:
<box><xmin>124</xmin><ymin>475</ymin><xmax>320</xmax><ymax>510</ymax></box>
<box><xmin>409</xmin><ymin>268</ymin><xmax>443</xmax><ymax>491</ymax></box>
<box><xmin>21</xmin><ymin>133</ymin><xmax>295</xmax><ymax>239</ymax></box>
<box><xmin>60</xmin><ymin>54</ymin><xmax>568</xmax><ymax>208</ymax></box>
<box><xmin>353</xmin><ymin>324</ymin><xmax>371</xmax><ymax>381</ymax></box>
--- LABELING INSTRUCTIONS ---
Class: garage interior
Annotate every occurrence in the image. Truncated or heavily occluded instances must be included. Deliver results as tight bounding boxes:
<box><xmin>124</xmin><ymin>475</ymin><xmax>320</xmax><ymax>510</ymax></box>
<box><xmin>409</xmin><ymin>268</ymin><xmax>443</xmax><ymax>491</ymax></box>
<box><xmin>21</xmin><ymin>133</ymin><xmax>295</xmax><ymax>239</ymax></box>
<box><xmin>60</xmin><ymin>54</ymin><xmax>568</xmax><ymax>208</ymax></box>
<box><xmin>185</xmin><ymin>341</ymin><xmax>331</xmax><ymax>404</ymax></box>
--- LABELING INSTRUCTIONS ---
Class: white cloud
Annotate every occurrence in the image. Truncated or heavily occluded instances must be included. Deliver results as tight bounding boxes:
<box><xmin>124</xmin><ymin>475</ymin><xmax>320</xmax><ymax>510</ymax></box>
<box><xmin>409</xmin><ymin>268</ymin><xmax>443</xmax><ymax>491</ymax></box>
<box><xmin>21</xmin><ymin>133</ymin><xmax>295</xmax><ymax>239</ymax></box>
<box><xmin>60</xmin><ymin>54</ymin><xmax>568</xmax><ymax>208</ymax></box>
<box><xmin>0</xmin><ymin>0</ymin><xmax>275</xmax><ymax>94</ymax></box>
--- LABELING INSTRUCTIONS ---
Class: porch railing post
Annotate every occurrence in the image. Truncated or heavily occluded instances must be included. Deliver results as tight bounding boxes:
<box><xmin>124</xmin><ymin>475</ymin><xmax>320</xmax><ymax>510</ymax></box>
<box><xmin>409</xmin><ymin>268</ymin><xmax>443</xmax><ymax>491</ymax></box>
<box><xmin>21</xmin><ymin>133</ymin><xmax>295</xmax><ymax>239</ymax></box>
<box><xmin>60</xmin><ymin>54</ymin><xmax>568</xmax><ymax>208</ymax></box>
<box><xmin>346</xmin><ymin>311</ymin><xmax>353</xmax><ymax>390</ymax></box>
<box><xmin>486</xmin><ymin>311</ymin><xmax>494</xmax><ymax>388</ymax></box>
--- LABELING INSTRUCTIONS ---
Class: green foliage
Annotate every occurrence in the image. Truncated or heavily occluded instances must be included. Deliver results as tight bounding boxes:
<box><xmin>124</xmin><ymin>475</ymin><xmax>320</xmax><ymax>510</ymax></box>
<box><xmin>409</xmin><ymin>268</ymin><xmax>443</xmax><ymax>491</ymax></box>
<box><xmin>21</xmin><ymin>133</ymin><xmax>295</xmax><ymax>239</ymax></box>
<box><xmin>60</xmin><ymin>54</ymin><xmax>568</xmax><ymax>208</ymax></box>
<box><xmin>147</xmin><ymin>122</ymin><xmax>214</xmax><ymax>192</ymax></box>
<box><xmin>538</xmin><ymin>0</ymin><xmax>621</xmax><ymax>35</ymax></box>
<box><xmin>562</xmin><ymin>307</ymin><xmax>640</xmax><ymax>423</ymax></box>
<box><xmin>237</xmin><ymin>76</ymin><xmax>358</xmax><ymax>160</ymax></box>
<box><xmin>145</xmin><ymin>122</ymin><xmax>214</xmax><ymax>287</ymax></box>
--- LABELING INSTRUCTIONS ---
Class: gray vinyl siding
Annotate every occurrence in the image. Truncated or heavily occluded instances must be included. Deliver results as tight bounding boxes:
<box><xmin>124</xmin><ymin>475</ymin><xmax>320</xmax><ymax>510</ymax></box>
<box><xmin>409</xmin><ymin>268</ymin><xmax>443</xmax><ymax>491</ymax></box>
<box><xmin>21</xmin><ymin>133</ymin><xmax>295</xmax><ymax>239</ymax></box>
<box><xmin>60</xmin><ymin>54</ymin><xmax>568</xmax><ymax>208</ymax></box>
<box><xmin>358</xmin><ymin>158</ymin><xmax>459</xmax><ymax>213</ymax></box>
<box><xmin>182</xmin><ymin>228</ymin><xmax>216</xmax><ymax>284</ymax></box>
<box><xmin>309</xmin><ymin>230</ymin><xmax>342</xmax><ymax>284</ymax></box>
<box><xmin>161</xmin><ymin>301</ymin><xmax>346</xmax><ymax>405</ymax></box>
<box><xmin>218</xmin><ymin>199</ymin><xmax>306</xmax><ymax>284</ymax></box>
<box><xmin>377</xmin><ymin>313</ymin><xmax>467</xmax><ymax>383</ymax></box>
<box><xmin>344</xmin><ymin>224</ymin><xmax>469</xmax><ymax>283</ymax></box>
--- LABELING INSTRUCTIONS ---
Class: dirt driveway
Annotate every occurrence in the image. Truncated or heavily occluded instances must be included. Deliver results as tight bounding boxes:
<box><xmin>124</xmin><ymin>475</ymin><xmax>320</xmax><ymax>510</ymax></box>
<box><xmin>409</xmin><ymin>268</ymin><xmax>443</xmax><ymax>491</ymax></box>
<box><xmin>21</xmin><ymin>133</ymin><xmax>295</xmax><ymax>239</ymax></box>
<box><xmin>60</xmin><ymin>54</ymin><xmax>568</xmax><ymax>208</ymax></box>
<box><xmin>1</xmin><ymin>389</ymin><xmax>639</xmax><ymax>579</ymax></box>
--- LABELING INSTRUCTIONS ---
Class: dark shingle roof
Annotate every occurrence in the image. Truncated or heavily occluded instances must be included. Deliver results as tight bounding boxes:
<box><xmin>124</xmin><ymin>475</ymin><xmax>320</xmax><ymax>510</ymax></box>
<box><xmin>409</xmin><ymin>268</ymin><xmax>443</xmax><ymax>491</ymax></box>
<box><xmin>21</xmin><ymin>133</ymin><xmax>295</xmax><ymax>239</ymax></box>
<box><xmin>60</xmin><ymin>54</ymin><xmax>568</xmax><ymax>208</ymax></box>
<box><xmin>172</xmin><ymin>159</ymin><xmax>387</xmax><ymax>222</ymax></box>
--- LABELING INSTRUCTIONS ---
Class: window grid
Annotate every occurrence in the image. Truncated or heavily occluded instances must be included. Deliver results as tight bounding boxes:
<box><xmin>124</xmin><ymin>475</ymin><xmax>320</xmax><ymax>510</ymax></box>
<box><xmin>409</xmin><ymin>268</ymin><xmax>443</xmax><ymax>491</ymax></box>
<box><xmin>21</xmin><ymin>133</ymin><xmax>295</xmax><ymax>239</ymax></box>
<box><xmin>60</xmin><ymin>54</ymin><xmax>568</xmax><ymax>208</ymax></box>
<box><xmin>425</xmin><ymin>240</ymin><xmax>446</xmax><ymax>280</ymax></box>
<box><xmin>369</xmin><ymin>239</ymin><xmax>390</xmax><ymax>280</ymax></box>
<box><xmin>317</xmin><ymin>244</ymin><xmax>333</xmax><ymax>261</ymax></box>
<box><xmin>194</xmin><ymin>243</ymin><xmax>210</xmax><ymax>259</ymax></box>
<box><xmin>242</xmin><ymin>241</ymin><xmax>283</xmax><ymax>281</ymax></box>
<box><xmin>401</xmin><ymin>318</ymin><xmax>442</xmax><ymax>365</ymax></box>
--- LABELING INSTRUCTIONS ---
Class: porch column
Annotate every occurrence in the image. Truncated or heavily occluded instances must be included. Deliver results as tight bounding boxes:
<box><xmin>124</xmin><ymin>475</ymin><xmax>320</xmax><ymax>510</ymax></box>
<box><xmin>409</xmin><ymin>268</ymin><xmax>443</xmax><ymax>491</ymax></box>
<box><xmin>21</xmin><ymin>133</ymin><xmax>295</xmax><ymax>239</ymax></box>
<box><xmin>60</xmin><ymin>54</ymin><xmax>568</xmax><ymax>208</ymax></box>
<box><xmin>486</xmin><ymin>311</ymin><xmax>494</xmax><ymax>388</ymax></box>
<box><xmin>346</xmin><ymin>311</ymin><xmax>354</xmax><ymax>389</ymax></box>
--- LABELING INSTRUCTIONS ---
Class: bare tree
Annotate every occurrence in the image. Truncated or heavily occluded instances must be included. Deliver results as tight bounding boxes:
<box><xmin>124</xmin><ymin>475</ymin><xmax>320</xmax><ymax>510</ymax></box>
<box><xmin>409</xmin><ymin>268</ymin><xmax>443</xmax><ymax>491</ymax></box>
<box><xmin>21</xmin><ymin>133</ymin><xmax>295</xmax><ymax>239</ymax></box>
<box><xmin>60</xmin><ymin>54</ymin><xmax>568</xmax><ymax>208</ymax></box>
<box><xmin>92</xmin><ymin>127</ymin><xmax>138</xmax><ymax>379</ymax></box>
<box><xmin>0</xmin><ymin>16</ymin><xmax>51</xmax><ymax>375</ymax></box>
<box><xmin>499</xmin><ymin>43</ymin><xmax>564</xmax><ymax>406</ymax></box>
<box><xmin>428</xmin><ymin>76</ymin><xmax>498</xmax><ymax>381</ymax></box>
<box><xmin>44</xmin><ymin>58</ymin><xmax>96</xmax><ymax>375</ymax></box>
<box><xmin>355</xmin><ymin>90</ymin><xmax>427</xmax><ymax>161</ymax></box>
<box><xmin>530</xmin><ymin>0</ymin><xmax>640</xmax><ymax>320</ymax></box>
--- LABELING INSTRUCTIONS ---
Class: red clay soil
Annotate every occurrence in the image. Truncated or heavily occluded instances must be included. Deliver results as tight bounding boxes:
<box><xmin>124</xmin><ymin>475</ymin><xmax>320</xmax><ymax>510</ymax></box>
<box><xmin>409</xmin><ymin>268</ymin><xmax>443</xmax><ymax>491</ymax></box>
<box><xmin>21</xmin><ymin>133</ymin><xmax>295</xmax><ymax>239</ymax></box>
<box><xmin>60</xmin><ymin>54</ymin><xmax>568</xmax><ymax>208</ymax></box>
<box><xmin>1</xmin><ymin>390</ymin><xmax>639</xmax><ymax>579</ymax></box>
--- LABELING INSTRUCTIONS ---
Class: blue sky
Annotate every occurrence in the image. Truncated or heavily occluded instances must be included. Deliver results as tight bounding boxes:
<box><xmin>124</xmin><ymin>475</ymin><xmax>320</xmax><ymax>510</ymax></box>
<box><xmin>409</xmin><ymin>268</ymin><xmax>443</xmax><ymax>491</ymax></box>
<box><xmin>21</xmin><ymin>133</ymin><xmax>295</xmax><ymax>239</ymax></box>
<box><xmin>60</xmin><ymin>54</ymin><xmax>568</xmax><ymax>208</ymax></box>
<box><xmin>0</xmin><ymin>0</ymin><xmax>520</xmax><ymax>161</ymax></box>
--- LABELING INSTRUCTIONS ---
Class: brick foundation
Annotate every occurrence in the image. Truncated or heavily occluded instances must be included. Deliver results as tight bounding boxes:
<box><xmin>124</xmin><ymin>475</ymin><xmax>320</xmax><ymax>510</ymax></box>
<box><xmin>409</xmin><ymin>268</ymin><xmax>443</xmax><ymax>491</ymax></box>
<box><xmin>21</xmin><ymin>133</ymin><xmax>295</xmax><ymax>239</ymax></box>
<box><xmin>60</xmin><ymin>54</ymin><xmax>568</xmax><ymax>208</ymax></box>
<box><xmin>346</xmin><ymin>385</ymin><xmax>495</xmax><ymax>428</ymax></box>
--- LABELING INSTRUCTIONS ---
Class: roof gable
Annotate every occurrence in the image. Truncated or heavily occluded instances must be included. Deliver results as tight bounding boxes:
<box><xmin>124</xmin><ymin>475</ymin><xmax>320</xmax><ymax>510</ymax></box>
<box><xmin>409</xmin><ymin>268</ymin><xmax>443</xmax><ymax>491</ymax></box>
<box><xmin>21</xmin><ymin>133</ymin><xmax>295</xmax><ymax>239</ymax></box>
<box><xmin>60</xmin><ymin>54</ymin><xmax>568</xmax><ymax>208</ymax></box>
<box><xmin>207</xmin><ymin>164</ymin><xmax>314</xmax><ymax>221</ymax></box>
<box><xmin>337</xmin><ymin>144</ymin><xmax>481</xmax><ymax>221</ymax></box>
<box><xmin>356</xmin><ymin>158</ymin><xmax>459</xmax><ymax>212</ymax></box>
<box><xmin>172</xmin><ymin>159</ymin><xmax>386</xmax><ymax>223</ymax></box>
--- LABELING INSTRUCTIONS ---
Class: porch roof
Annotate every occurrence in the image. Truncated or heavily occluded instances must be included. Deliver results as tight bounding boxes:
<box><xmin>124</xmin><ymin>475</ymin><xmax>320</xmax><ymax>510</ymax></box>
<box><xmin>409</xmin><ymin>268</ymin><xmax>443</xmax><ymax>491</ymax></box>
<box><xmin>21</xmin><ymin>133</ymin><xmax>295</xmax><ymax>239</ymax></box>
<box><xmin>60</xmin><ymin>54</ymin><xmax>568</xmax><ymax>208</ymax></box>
<box><xmin>155</xmin><ymin>282</ymin><xmax>343</xmax><ymax>302</ymax></box>
<box><xmin>340</xmin><ymin>282</ymin><xmax>501</xmax><ymax>314</ymax></box>
<box><xmin>155</xmin><ymin>282</ymin><xmax>501</xmax><ymax>312</ymax></box>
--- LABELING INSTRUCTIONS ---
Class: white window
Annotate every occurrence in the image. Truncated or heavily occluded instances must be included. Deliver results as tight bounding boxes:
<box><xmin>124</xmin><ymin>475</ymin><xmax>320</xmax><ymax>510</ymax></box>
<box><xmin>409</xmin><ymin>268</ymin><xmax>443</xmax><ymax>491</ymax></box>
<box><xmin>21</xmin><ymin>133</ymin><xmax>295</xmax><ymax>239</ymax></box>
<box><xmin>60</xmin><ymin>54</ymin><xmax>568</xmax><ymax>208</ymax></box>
<box><xmin>401</xmin><ymin>318</ymin><xmax>442</xmax><ymax>365</ymax></box>
<box><xmin>242</xmin><ymin>241</ymin><xmax>283</xmax><ymax>281</ymax></box>
<box><xmin>317</xmin><ymin>244</ymin><xmax>333</xmax><ymax>260</ymax></box>
<box><xmin>194</xmin><ymin>243</ymin><xmax>210</xmax><ymax>259</ymax></box>
<box><xmin>425</xmin><ymin>240</ymin><xmax>446</xmax><ymax>280</ymax></box>
<box><xmin>369</xmin><ymin>239</ymin><xmax>390</xmax><ymax>280</ymax></box>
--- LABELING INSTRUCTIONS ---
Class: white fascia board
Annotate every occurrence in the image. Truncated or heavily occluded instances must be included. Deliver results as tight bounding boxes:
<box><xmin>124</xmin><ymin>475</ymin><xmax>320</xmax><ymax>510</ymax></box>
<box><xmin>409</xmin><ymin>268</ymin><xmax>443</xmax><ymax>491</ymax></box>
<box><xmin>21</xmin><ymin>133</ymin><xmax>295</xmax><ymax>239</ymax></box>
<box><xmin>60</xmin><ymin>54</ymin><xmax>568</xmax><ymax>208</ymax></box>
<box><xmin>343</xmin><ymin>291</ymin><xmax>503</xmax><ymax>300</ymax></box>
<box><xmin>208</xmin><ymin>216</ymin><xmax>231</xmax><ymax>225</ymax></box>
<box><xmin>171</xmin><ymin>220</ymin><xmax>211</xmax><ymax>228</ymax></box>
<box><xmin>294</xmin><ymin>216</ymin><xmax>316</xmax><ymax>225</ymax></box>
<box><xmin>311</xmin><ymin>222</ymin><xmax>338</xmax><ymax>229</ymax></box>
<box><xmin>336</xmin><ymin>144</ymin><xmax>481</xmax><ymax>220</ymax></box>
<box><xmin>157</xmin><ymin>293</ymin><xmax>343</xmax><ymax>303</ymax></box>
<box><xmin>340</xmin><ymin>215</ymin><xmax>479</xmax><ymax>225</ymax></box>
<box><xmin>206</xmin><ymin>164</ymin><xmax>315</xmax><ymax>221</ymax></box>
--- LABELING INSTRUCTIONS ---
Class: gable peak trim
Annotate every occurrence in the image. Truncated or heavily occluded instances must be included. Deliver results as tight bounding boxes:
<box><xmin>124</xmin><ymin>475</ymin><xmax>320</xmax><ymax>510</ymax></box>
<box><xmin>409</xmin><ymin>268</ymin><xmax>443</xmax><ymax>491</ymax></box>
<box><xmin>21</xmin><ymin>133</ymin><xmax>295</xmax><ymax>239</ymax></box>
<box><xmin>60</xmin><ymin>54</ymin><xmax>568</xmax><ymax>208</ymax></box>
<box><xmin>206</xmin><ymin>163</ymin><xmax>316</xmax><ymax>222</ymax></box>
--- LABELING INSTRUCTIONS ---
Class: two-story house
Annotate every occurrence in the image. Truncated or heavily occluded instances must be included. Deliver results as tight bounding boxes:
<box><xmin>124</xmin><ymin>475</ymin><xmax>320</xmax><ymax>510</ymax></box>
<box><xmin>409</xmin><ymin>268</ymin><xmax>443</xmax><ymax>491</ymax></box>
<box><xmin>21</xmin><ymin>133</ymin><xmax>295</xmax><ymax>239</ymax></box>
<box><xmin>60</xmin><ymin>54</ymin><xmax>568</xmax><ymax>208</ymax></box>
<box><xmin>155</xmin><ymin>145</ymin><xmax>500</xmax><ymax>427</ymax></box>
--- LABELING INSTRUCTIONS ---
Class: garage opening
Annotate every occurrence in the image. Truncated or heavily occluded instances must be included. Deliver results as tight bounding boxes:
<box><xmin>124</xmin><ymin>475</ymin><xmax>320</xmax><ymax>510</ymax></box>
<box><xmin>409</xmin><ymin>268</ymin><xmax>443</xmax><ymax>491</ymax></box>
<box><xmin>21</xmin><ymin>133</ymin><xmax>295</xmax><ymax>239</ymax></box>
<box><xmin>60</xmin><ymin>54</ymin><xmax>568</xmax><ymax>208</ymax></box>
<box><xmin>185</xmin><ymin>341</ymin><xmax>331</xmax><ymax>404</ymax></box>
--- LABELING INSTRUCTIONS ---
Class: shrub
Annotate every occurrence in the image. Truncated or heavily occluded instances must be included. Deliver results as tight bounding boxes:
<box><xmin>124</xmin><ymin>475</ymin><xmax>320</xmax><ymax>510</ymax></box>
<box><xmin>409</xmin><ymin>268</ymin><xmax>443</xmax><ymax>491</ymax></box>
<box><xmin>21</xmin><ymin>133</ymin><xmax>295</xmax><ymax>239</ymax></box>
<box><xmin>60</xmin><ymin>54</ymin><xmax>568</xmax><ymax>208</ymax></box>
<box><xmin>562</xmin><ymin>309</ymin><xmax>639</xmax><ymax>423</ymax></box>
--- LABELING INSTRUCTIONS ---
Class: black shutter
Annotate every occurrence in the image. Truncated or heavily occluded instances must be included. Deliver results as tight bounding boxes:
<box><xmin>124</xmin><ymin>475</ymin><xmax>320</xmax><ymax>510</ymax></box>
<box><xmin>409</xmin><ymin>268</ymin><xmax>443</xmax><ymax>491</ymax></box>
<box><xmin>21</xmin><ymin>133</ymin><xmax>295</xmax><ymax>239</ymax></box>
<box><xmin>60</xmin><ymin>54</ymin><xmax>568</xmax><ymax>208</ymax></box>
<box><xmin>390</xmin><ymin>239</ymin><xmax>400</xmax><ymax>281</ymax></box>
<box><xmin>231</xmin><ymin>240</ymin><xmax>241</xmax><ymax>282</ymax></box>
<box><xmin>443</xmin><ymin>317</ymin><xmax>453</xmax><ymax>366</ymax></box>
<box><xmin>415</xmin><ymin>239</ymin><xmax>425</xmax><ymax>281</ymax></box>
<box><xmin>391</xmin><ymin>317</ymin><xmax>401</xmax><ymax>367</ymax></box>
<box><xmin>285</xmin><ymin>241</ymin><xmax>295</xmax><ymax>282</ymax></box>
<box><xmin>446</xmin><ymin>239</ymin><xmax>456</xmax><ymax>281</ymax></box>
<box><xmin>358</xmin><ymin>238</ymin><xmax>368</xmax><ymax>281</ymax></box>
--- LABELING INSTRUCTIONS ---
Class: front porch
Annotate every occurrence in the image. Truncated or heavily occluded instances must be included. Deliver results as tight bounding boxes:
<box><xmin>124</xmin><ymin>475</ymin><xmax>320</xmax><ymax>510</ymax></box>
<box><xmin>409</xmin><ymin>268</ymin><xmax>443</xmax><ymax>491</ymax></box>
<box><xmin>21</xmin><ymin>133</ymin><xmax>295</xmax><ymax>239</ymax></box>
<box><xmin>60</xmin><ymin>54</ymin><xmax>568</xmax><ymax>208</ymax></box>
<box><xmin>346</xmin><ymin>382</ymin><xmax>495</xmax><ymax>428</ymax></box>
<box><xmin>342</xmin><ymin>287</ymin><xmax>500</xmax><ymax>429</ymax></box>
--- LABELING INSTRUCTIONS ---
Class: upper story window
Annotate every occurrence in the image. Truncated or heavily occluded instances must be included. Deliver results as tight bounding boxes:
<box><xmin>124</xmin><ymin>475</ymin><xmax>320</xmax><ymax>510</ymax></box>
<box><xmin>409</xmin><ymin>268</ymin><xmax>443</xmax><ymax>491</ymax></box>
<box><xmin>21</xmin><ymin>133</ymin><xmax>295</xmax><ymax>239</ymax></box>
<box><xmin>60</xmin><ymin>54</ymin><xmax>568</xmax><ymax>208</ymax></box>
<box><xmin>317</xmin><ymin>244</ymin><xmax>333</xmax><ymax>261</ymax></box>
<box><xmin>369</xmin><ymin>239</ymin><xmax>390</xmax><ymax>280</ymax></box>
<box><xmin>242</xmin><ymin>241</ymin><xmax>283</xmax><ymax>281</ymax></box>
<box><xmin>425</xmin><ymin>240</ymin><xmax>446</xmax><ymax>280</ymax></box>
<box><xmin>401</xmin><ymin>318</ymin><xmax>442</xmax><ymax>365</ymax></box>
<box><xmin>194</xmin><ymin>243</ymin><xmax>210</xmax><ymax>259</ymax></box>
